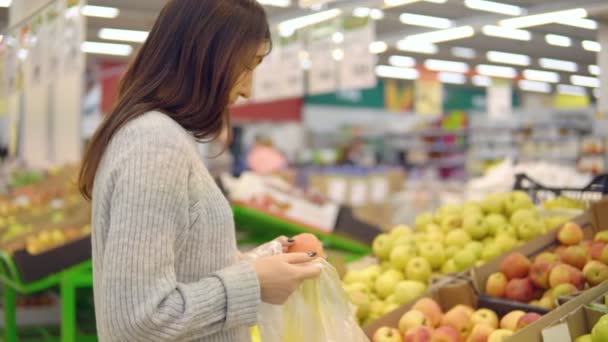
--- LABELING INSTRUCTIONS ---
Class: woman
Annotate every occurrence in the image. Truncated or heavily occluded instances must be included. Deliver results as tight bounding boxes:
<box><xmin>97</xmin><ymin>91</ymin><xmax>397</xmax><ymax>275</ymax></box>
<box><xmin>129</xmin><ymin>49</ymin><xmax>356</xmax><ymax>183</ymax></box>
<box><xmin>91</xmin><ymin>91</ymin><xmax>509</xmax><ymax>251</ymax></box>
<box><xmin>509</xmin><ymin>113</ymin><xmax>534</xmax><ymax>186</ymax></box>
<box><xmin>78</xmin><ymin>1</ymin><xmax>321</xmax><ymax>341</ymax></box>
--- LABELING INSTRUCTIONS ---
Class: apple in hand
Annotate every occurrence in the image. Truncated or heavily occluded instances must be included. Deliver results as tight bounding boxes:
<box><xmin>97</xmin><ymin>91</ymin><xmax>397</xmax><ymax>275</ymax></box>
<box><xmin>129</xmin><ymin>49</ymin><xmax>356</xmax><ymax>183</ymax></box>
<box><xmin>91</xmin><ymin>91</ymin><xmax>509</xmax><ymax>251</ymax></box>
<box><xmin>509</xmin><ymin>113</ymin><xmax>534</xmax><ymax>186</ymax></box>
<box><xmin>486</xmin><ymin>272</ymin><xmax>508</xmax><ymax>297</ymax></box>
<box><xmin>501</xmin><ymin>253</ymin><xmax>531</xmax><ymax>280</ymax></box>
<box><xmin>500</xmin><ymin>310</ymin><xmax>525</xmax><ymax>331</ymax></box>
<box><xmin>431</xmin><ymin>325</ymin><xmax>461</xmax><ymax>342</ymax></box>
<box><xmin>404</xmin><ymin>326</ymin><xmax>433</xmax><ymax>342</ymax></box>
<box><xmin>487</xmin><ymin>329</ymin><xmax>513</xmax><ymax>342</ymax></box>
<box><xmin>373</xmin><ymin>327</ymin><xmax>404</xmax><ymax>342</ymax></box>
<box><xmin>505</xmin><ymin>278</ymin><xmax>534</xmax><ymax>302</ymax></box>
<box><xmin>516</xmin><ymin>312</ymin><xmax>542</xmax><ymax>330</ymax></box>
<box><xmin>471</xmin><ymin>309</ymin><xmax>499</xmax><ymax>329</ymax></box>
<box><xmin>399</xmin><ymin>309</ymin><xmax>431</xmax><ymax>334</ymax></box>
<box><xmin>466</xmin><ymin>323</ymin><xmax>495</xmax><ymax>342</ymax></box>
<box><xmin>583</xmin><ymin>260</ymin><xmax>608</xmax><ymax>286</ymax></box>
<box><xmin>529</xmin><ymin>260</ymin><xmax>555</xmax><ymax>289</ymax></box>
<box><xmin>373</xmin><ymin>234</ymin><xmax>394</xmax><ymax>260</ymax></box>
<box><xmin>560</xmin><ymin>245</ymin><xmax>588</xmax><ymax>269</ymax></box>
<box><xmin>557</xmin><ymin>222</ymin><xmax>584</xmax><ymax>246</ymax></box>
<box><xmin>413</xmin><ymin>298</ymin><xmax>443</xmax><ymax>328</ymax></box>
<box><xmin>407</xmin><ymin>257</ymin><xmax>433</xmax><ymax>283</ymax></box>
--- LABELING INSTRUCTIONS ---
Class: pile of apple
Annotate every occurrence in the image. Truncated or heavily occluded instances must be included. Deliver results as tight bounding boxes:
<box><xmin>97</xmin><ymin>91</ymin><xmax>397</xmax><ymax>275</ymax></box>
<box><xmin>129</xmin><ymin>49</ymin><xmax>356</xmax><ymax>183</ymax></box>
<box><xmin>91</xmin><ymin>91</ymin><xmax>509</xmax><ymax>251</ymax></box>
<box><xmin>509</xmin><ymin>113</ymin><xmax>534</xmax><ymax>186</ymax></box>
<box><xmin>343</xmin><ymin>191</ymin><xmax>570</xmax><ymax>325</ymax></box>
<box><xmin>485</xmin><ymin>222</ymin><xmax>608</xmax><ymax>310</ymax></box>
<box><xmin>372</xmin><ymin>297</ymin><xmax>542</xmax><ymax>342</ymax></box>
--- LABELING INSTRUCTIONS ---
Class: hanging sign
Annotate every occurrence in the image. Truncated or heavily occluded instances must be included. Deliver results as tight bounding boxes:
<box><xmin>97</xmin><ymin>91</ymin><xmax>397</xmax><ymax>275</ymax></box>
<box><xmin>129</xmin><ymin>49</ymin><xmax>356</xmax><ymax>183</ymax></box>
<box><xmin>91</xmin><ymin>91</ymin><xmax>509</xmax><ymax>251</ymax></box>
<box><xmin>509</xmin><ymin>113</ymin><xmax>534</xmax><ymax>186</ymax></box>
<box><xmin>308</xmin><ymin>19</ymin><xmax>339</xmax><ymax>95</ymax></box>
<box><xmin>339</xmin><ymin>16</ymin><xmax>376</xmax><ymax>90</ymax></box>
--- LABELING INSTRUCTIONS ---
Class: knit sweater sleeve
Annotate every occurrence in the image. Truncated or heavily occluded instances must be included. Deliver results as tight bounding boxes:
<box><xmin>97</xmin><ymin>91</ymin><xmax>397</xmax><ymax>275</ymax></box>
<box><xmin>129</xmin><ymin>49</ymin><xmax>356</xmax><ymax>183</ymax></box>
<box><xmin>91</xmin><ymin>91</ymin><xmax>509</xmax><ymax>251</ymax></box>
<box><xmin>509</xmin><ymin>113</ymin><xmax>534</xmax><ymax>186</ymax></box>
<box><xmin>100</xmin><ymin>134</ymin><xmax>260</xmax><ymax>342</ymax></box>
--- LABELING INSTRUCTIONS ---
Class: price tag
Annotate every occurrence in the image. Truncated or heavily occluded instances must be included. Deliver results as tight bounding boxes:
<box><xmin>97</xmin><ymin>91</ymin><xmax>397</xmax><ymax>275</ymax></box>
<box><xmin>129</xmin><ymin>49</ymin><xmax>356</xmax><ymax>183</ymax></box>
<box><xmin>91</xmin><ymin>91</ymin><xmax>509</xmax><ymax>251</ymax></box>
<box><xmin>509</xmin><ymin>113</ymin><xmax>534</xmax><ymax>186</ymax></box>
<box><xmin>370</xmin><ymin>178</ymin><xmax>389</xmax><ymax>203</ymax></box>
<box><xmin>327</xmin><ymin>178</ymin><xmax>347</xmax><ymax>204</ymax></box>
<box><xmin>542</xmin><ymin>322</ymin><xmax>571</xmax><ymax>342</ymax></box>
<box><xmin>350</xmin><ymin>180</ymin><xmax>368</xmax><ymax>206</ymax></box>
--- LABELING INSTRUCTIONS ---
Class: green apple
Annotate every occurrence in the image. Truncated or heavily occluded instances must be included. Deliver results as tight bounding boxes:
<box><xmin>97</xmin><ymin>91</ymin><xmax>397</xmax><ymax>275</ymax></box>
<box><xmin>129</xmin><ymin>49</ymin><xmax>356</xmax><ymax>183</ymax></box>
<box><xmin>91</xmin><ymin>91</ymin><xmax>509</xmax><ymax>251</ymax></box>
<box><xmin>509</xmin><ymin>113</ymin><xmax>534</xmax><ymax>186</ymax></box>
<box><xmin>453</xmin><ymin>250</ymin><xmax>476</xmax><ymax>271</ymax></box>
<box><xmin>495</xmin><ymin>233</ymin><xmax>518</xmax><ymax>253</ymax></box>
<box><xmin>595</xmin><ymin>231</ymin><xmax>608</xmax><ymax>243</ymax></box>
<box><xmin>440</xmin><ymin>214</ymin><xmax>463</xmax><ymax>233</ymax></box>
<box><xmin>425</xmin><ymin>223</ymin><xmax>442</xmax><ymax>234</ymax></box>
<box><xmin>373</xmin><ymin>234</ymin><xmax>394</xmax><ymax>260</ymax></box>
<box><xmin>441</xmin><ymin>259</ymin><xmax>458</xmax><ymax>274</ymax></box>
<box><xmin>445</xmin><ymin>229</ymin><xmax>472</xmax><ymax>248</ymax></box>
<box><xmin>505</xmin><ymin>191</ymin><xmax>534</xmax><ymax>216</ymax></box>
<box><xmin>574</xmin><ymin>334</ymin><xmax>592</xmax><ymax>342</ymax></box>
<box><xmin>362</xmin><ymin>265</ymin><xmax>382</xmax><ymax>283</ymax></box>
<box><xmin>510</xmin><ymin>208</ymin><xmax>538</xmax><ymax>227</ymax></box>
<box><xmin>419</xmin><ymin>241</ymin><xmax>446</xmax><ymax>270</ymax></box>
<box><xmin>393</xmin><ymin>280</ymin><xmax>427</xmax><ymax>305</ymax></box>
<box><xmin>592</xmin><ymin>314</ymin><xmax>608</xmax><ymax>342</ymax></box>
<box><xmin>463</xmin><ymin>214</ymin><xmax>488</xmax><ymax>240</ymax></box>
<box><xmin>436</xmin><ymin>203</ymin><xmax>461</xmax><ymax>219</ymax></box>
<box><xmin>406</xmin><ymin>257</ymin><xmax>432</xmax><ymax>283</ymax></box>
<box><xmin>462</xmin><ymin>201</ymin><xmax>484</xmax><ymax>216</ymax></box>
<box><xmin>375</xmin><ymin>269</ymin><xmax>405</xmax><ymax>299</ymax></box>
<box><xmin>481</xmin><ymin>242</ymin><xmax>502</xmax><ymax>261</ymax></box>
<box><xmin>390</xmin><ymin>244</ymin><xmax>416</xmax><ymax>271</ymax></box>
<box><xmin>343</xmin><ymin>270</ymin><xmax>370</xmax><ymax>286</ymax></box>
<box><xmin>466</xmin><ymin>241</ymin><xmax>484</xmax><ymax>259</ymax></box>
<box><xmin>390</xmin><ymin>225</ymin><xmax>413</xmax><ymax>239</ymax></box>
<box><xmin>504</xmin><ymin>224</ymin><xmax>518</xmax><ymax>239</ymax></box>
<box><xmin>415</xmin><ymin>213</ymin><xmax>435</xmax><ymax>232</ymax></box>
<box><xmin>480</xmin><ymin>193</ymin><xmax>507</xmax><ymax>215</ymax></box>
<box><xmin>425</xmin><ymin>232</ymin><xmax>444</xmax><ymax>246</ymax></box>
<box><xmin>414</xmin><ymin>232</ymin><xmax>428</xmax><ymax>244</ymax></box>
<box><xmin>347</xmin><ymin>289</ymin><xmax>371</xmax><ymax>319</ymax></box>
<box><xmin>483</xmin><ymin>236</ymin><xmax>495</xmax><ymax>246</ymax></box>
<box><xmin>380</xmin><ymin>261</ymin><xmax>391</xmax><ymax>272</ymax></box>
<box><xmin>445</xmin><ymin>245</ymin><xmax>459</xmax><ymax>259</ymax></box>
<box><xmin>393</xmin><ymin>235</ymin><xmax>416</xmax><ymax>247</ymax></box>
<box><xmin>483</xmin><ymin>214</ymin><xmax>508</xmax><ymax>237</ymax></box>
<box><xmin>517</xmin><ymin>220</ymin><xmax>545</xmax><ymax>241</ymax></box>
<box><xmin>382</xmin><ymin>303</ymin><xmax>400</xmax><ymax>316</ymax></box>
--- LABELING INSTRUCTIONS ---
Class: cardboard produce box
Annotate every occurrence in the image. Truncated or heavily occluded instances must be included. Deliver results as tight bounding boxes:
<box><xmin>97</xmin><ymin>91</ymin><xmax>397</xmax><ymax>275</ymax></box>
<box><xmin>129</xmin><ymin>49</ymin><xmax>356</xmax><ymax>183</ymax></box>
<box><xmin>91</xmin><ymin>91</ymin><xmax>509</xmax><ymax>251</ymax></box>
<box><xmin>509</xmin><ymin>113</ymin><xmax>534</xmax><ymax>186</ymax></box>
<box><xmin>471</xmin><ymin>199</ymin><xmax>608</xmax><ymax>309</ymax></box>
<box><xmin>363</xmin><ymin>276</ymin><xmax>547</xmax><ymax>340</ymax></box>
<box><xmin>511</xmin><ymin>280</ymin><xmax>608</xmax><ymax>342</ymax></box>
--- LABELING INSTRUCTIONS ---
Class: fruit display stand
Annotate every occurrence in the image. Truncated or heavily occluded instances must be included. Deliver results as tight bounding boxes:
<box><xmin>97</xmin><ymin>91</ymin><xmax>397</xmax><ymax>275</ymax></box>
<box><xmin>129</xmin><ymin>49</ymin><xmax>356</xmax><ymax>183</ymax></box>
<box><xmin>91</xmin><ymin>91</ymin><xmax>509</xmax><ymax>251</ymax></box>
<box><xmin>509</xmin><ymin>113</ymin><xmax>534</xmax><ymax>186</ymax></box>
<box><xmin>471</xmin><ymin>199</ymin><xmax>608</xmax><ymax>314</ymax></box>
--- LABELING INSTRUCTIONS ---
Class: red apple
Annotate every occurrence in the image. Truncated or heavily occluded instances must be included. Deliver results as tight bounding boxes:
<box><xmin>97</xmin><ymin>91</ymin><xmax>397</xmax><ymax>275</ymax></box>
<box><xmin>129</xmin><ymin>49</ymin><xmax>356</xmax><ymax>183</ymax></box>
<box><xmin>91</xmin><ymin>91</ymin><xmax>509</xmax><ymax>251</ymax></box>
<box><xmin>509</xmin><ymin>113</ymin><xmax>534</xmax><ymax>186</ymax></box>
<box><xmin>486</xmin><ymin>273</ymin><xmax>508</xmax><ymax>298</ymax></box>
<box><xmin>554</xmin><ymin>246</ymin><xmax>567</xmax><ymax>260</ymax></box>
<box><xmin>549</xmin><ymin>264</ymin><xmax>572</xmax><ymax>288</ymax></box>
<box><xmin>566</xmin><ymin>265</ymin><xmax>585</xmax><ymax>290</ymax></box>
<box><xmin>551</xmin><ymin>283</ymin><xmax>578</xmax><ymax>300</ymax></box>
<box><xmin>560</xmin><ymin>246</ymin><xmax>588</xmax><ymax>270</ymax></box>
<box><xmin>431</xmin><ymin>326</ymin><xmax>462</xmax><ymax>342</ymax></box>
<box><xmin>500</xmin><ymin>310</ymin><xmax>525</xmax><ymax>331</ymax></box>
<box><xmin>441</xmin><ymin>306</ymin><xmax>473</xmax><ymax>339</ymax></box>
<box><xmin>374</xmin><ymin>327</ymin><xmax>404</xmax><ymax>342</ymax></box>
<box><xmin>399</xmin><ymin>310</ymin><xmax>432</xmax><ymax>334</ymax></box>
<box><xmin>413</xmin><ymin>298</ymin><xmax>444</xmax><ymax>328</ymax></box>
<box><xmin>583</xmin><ymin>260</ymin><xmax>608</xmax><ymax>286</ymax></box>
<box><xmin>558</xmin><ymin>222</ymin><xmax>584</xmax><ymax>246</ymax></box>
<box><xmin>580</xmin><ymin>240</ymin><xmax>593</xmax><ymax>254</ymax></box>
<box><xmin>501</xmin><ymin>253</ymin><xmax>531</xmax><ymax>280</ymax></box>
<box><xmin>534</xmin><ymin>252</ymin><xmax>559</xmax><ymax>264</ymax></box>
<box><xmin>590</xmin><ymin>242</ymin><xmax>607</xmax><ymax>261</ymax></box>
<box><xmin>466</xmin><ymin>323</ymin><xmax>495</xmax><ymax>342</ymax></box>
<box><xmin>529</xmin><ymin>260</ymin><xmax>555</xmax><ymax>289</ymax></box>
<box><xmin>404</xmin><ymin>326</ymin><xmax>433</xmax><ymax>342</ymax></box>
<box><xmin>505</xmin><ymin>278</ymin><xmax>534</xmax><ymax>302</ymax></box>
<box><xmin>471</xmin><ymin>309</ymin><xmax>499</xmax><ymax>329</ymax></box>
<box><xmin>516</xmin><ymin>312</ymin><xmax>542</xmax><ymax>330</ymax></box>
<box><xmin>596</xmin><ymin>245</ymin><xmax>608</xmax><ymax>265</ymax></box>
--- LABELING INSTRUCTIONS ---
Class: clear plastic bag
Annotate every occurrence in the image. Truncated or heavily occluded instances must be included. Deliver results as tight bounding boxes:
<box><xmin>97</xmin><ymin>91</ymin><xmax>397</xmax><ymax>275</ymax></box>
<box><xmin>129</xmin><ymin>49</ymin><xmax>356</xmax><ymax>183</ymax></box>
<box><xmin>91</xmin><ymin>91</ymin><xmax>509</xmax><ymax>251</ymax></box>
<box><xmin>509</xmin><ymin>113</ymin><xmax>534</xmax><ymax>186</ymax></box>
<box><xmin>258</xmin><ymin>258</ymin><xmax>369</xmax><ymax>342</ymax></box>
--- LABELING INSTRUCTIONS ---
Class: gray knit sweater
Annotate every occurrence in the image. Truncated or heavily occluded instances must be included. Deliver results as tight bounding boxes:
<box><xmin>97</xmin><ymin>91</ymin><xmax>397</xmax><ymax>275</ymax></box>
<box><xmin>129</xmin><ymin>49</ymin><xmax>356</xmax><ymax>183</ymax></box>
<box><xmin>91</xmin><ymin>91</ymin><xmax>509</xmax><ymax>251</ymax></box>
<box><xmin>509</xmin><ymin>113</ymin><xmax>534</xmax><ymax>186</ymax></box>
<box><xmin>92</xmin><ymin>111</ymin><xmax>260</xmax><ymax>342</ymax></box>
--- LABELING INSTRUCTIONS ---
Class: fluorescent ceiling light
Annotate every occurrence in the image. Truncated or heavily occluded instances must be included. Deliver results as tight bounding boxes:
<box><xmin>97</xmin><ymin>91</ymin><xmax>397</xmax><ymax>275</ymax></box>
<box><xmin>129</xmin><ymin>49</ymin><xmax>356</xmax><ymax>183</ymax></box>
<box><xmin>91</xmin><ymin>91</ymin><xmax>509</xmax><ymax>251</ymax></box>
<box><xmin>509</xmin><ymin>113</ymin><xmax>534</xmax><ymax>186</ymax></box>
<box><xmin>519</xmin><ymin>80</ymin><xmax>551</xmax><ymax>93</ymax></box>
<box><xmin>332</xmin><ymin>32</ymin><xmax>344</xmax><ymax>44</ymax></box>
<box><xmin>487</xmin><ymin>51</ymin><xmax>530</xmax><ymax>66</ymax></box>
<box><xmin>0</xmin><ymin>0</ymin><xmax>11</xmax><ymax>7</ymax></box>
<box><xmin>464</xmin><ymin>0</ymin><xmax>523</xmax><ymax>16</ymax></box>
<box><xmin>439</xmin><ymin>72</ymin><xmax>467</xmax><ymax>84</ymax></box>
<box><xmin>482</xmin><ymin>25</ymin><xmax>531</xmax><ymax>41</ymax></box>
<box><xmin>397</xmin><ymin>40</ymin><xmax>438</xmax><ymax>54</ymax></box>
<box><xmin>376</xmin><ymin>65</ymin><xmax>420</xmax><ymax>80</ymax></box>
<box><xmin>589</xmin><ymin>65</ymin><xmax>600</xmax><ymax>76</ymax></box>
<box><xmin>400</xmin><ymin>13</ymin><xmax>452</xmax><ymax>29</ymax></box>
<box><xmin>389</xmin><ymin>55</ymin><xmax>416</xmax><ymax>68</ymax></box>
<box><xmin>98</xmin><ymin>28</ymin><xmax>149</xmax><ymax>43</ymax></box>
<box><xmin>81</xmin><ymin>41</ymin><xmax>133</xmax><ymax>56</ymax></box>
<box><xmin>556</xmin><ymin>18</ymin><xmax>597</xmax><ymax>30</ymax></box>
<box><xmin>278</xmin><ymin>8</ymin><xmax>341</xmax><ymax>35</ymax></box>
<box><xmin>476</xmin><ymin>64</ymin><xmax>517</xmax><ymax>78</ymax></box>
<box><xmin>384</xmin><ymin>0</ymin><xmax>421</xmax><ymax>8</ymax></box>
<box><xmin>353</xmin><ymin>7</ymin><xmax>371</xmax><ymax>17</ymax></box>
<box><xmin>545</xmin><ymin>34</ymin><xmax>571</xmax><ymax>47</ymax></box>
<box><xmin>499</xmin><ymin>8</ymin><xmax>587</xmax><ymax>29</ymax></box>
<box><xmin>582</xmin><ymin>40</ymin><xmax>601</xmax><ymax>52</ymax></box>
<box><xmin>425</xmin><ymin>59</ymin><xmax>469</xmax><ymax>73</ymax></box>
<box><xmin>369</xmin><ymin>41</ymin><xmax>388</xmax><ymax>54</ymax></box>
<box><xmin>557</xmin><ymin>84</ymin><xmax>586</xmax><ymax>96</ymax></box>
<box><xmin>81</xmin><ymin>5</ymin><xmax>120</xmax><ymax>18</ymax></box>
<box><xmin>403</xmin><ymin>26</ymin><xmax>475</xmax><ymax>44</ymax></box>
<box><xmin>472</xmin><ymin>75</ymin><xmax>491</xmax><ymax>87</ymax></box>
<box><xmin>332</xmin><ymin>49</ymin><xmax>344</xmax><ymax>61</ymax></box>
<box><xmin>370</xmin><ymin>9</ymin><xmax>385</xmax><ymax>20</ymax></box>
<box><xmin>426</xmin><ymin>0</ymin><xmax>447</xmax><ymax>3</ymax></box>
<box><xmin>523</xmin><ymin>69</ymin><xmax>560</xmax><ymax>83</ymax></box>
<box><xmin>571</xmin><ymin>75</ymin><xmax>600</xmax><ymax>88</ymax></box>
<box><xmin>451</xmin><ymin>47</ymin><xmax>476</xmax><ymax>59</ymax></box>
<box><xmin>258</xmin><ymin>0</ymin><xmax>291</xmax><ymax>7</ymax></box>
<box><xmin>538</xmin><ymin>58</ymin><xmax>578</xmax><ymax>72</ymax></box>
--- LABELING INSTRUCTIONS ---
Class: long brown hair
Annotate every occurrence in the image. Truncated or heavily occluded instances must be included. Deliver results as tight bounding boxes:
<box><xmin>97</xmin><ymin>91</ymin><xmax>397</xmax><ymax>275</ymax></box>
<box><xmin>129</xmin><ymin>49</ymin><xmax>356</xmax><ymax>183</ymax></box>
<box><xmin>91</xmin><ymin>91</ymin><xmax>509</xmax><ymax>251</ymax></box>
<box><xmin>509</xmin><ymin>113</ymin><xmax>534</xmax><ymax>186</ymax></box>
<box><xmin>79</xmin><ymin>0</ymin><xmax>271</xmax><ymax>200</ymax></box>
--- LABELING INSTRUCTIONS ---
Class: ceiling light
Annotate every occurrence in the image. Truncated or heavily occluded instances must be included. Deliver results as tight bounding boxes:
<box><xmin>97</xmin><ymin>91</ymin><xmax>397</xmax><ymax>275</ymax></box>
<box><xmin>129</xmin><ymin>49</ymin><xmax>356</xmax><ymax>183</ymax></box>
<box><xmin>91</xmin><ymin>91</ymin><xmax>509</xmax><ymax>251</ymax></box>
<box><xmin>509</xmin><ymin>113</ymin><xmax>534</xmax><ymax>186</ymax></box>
<box><xmin>332</xmin><ymin>32</ymin><xmax>344</xmax><ymax>44</ymax></box>
<box><xmin>519</xmin><ymin>80</ymin><xmax>551</xmax><ymax>93</ymax></box>
<box><xmin>482</xmin><ymin>25</ymin><xmax>531</xmax><ymax>41</ymax></box>
<box><xmin>557</xmin><ymin>84</ymin><xmax>586</xmax><ymax>96</ymax></box>
<box><xmin>545</xmin><ymin>34</ymin><xmax>572</xmax><ymax>47</ymax></box>
<box><xmin>353</xmin><ymin>7</ymin><xmax>371</xmax><ymax>17</ymax></box>
<box><xmin>370</xmin><ymin>9</ymin><xmax>385</xmax><ymax>20</ymax></box>
<box><xmin>582</xmin><ymin>40</ymin><xmax>601</xmax><ymax>52</ymax></box>
<box><xmin>257</xmin><ymin>0</ymin><xmax>291</xmax><ymax>7</ymax></box>
<box><xmin>487</xmin><ymin>51</ymin><xmax>530</xmax><ymax>66</ymax></box>
<box><xmin>384</xmin><ymin>0</ymin><xmax>421</xmax><ymax>8</ymax></box>
<box><xmin>376</xmin><ymin>65</ymin><xmax>420</xmax><ymax>80</ymax></box>
<box><xmin>81</xmin><ymin>41</ymin><xmax>133</xmax><ymax>56</ymax></box>
<box><xmin>332</xmin><ymin>49</ymin><xmax>344</xmax><ymax>61</ymax></box>
<box><xmin>523</xmin><ymin>69</ymin><xmax>560</xmax><ymax>83</ymax></box>
<box><xmin>538</xmin><ymin>58</ymin><xmax>578</xmax><ymax>72</ymax></box>
<box><xmin>403</xmin><ymin>26</ymin><xmax>475</xmax><ymax>44</ymax></box>
<box><xmin>476</xmin><ymin>64</ymin><xmax>517</xmax><ymax>78</ymax></box>
<box><xmin>451</xmin><ymin>47</ymin><xmax>476</xmax><ymax>59</ymax></box>
<box><xmin>389</xmin><ymin>55</ymin><xmax>416</xmax><ymax>68</ymax></box>
<box><xmin>425</xmin><ymin>59</ymin><xmax>469</xmax><ymax>73</ymax></box>
<box><xmin>439</xmin><ymin>72</ymin><xmax>467</xmax><ymax>84</ymax></box>
<box><xmin>369</xmin><ymin>41</ymin><xmax>388</xmax><ymax>54</ymax></box>
<box><xmin>556</xmin><ymin>18</ymin><xmax>597</xmax><ymax>30</ymax></box>
<box><xmin>81</xmin><ymin>5</ymin><xmax>120</xmax><ymax>18</ymax></box>
<box><xmin>400</xmin><ymin>13</ymin><xmax>452</xmax><ymax>29</ymax></box>
<box><xmin>472</xmin><ymin>75</ymin><xmax>491</xmax><ymax>87</ymax></box>
<box><xmin>464</xmin><ymin>0</ymin><xmax>523</xmax><ymax>16</ymax></box>
<box><xmin>0</xmin><ymin>0</ymin><xmax>11</xmax><ymax>7</ymax></box>
<box><xmin>426</xmin><ymin>0</ymin><xmax>447</xmax><ymax>3</ymax></box>
<box><xmin>571</xmin><ymin>75</ymin><xmax>600</xmax><ymax>88</ymax></box>
<box><xmin>397</xmin><ymin>40</ymin><xmax>438</xmax><ymax>54</ymax></box>
<box><xmin>499</xmin><ymin>8</ymin><xmax>587</xmax><ymax>29</ymax></box>
<box><xmin>98</xmin><ymin>28</ymin><xmax>149</xmax><ymax>43</ymax></box>
<box><xmin>589</xmin><ymin>65</ymin><xmax>600</xmax><ymax>76</ymax></box>
<box><xmin>278</xmin><ymin>9</ymin><xmax>341</xmax><ymax>34</ymax></box>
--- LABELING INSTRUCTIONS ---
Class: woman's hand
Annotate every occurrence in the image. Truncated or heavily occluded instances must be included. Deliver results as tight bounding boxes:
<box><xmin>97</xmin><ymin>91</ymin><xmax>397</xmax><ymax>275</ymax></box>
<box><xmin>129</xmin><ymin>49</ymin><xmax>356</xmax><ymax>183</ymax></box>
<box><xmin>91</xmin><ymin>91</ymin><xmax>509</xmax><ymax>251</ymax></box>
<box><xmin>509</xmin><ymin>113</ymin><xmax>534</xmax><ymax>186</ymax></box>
<box><xmin>253</xmin><ymin>252</ymin><xmax>322</xmax><ymax>305</ymax></box>
<box><xmin>274</xmin><ymin>235</ymin><xmax>295</xmax><ymax>253</ymax></box>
